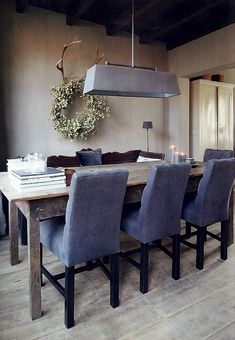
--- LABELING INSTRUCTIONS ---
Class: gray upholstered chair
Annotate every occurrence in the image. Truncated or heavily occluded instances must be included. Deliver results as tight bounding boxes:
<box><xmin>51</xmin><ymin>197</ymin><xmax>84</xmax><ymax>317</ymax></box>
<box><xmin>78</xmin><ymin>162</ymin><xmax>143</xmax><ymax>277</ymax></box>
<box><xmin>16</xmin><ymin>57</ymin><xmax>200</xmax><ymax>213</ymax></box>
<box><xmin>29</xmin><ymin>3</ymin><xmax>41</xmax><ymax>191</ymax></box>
<box><xmin>181</xmin><ymin>158</ymin><xmax>235</xmax><ymax>270</ymax></box>
<box><xmin>186</xmin><ymin>149</ymin><xmax>234</xmax><ymax>239</ymax></box>
<box><xmin>121</xmin><ymin>163</ymin><xmax>191</xmax><ymax>294</ymax></box>
<box><xmin>203</xmin><ymin>148</ymin><xmax>234</xmax><ymax>162</ymax></box>
<box><xmin>40</xmin><ymin>169</ymin><xmax>128</xmax><ymax>328</ymax></box>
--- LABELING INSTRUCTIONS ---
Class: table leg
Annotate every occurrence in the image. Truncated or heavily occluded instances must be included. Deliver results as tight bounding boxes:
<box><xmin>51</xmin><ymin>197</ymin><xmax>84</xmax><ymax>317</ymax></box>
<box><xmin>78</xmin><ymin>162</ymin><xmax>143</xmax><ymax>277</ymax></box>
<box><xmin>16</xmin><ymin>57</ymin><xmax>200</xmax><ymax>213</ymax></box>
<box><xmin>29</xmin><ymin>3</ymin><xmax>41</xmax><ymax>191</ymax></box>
<box><xmin>9</xmin><ymin>201</ymin><xmax>19</xmax><ymax>265</ymax></box>
<box><xmin>27</xmin><ymin>205</ymin><xmax>41</xmax><ymax>320</ymax></box>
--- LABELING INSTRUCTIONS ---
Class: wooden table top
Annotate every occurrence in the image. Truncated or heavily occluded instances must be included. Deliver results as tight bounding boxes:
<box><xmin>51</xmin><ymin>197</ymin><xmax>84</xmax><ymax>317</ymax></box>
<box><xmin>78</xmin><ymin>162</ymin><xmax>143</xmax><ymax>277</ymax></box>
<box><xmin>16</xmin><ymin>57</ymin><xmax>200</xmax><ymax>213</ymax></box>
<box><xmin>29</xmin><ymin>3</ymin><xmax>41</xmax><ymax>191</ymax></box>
<box><xmin>0</xmin><ymin>161</ymin><xmax>204</xmax><ymax>202</ymax></box>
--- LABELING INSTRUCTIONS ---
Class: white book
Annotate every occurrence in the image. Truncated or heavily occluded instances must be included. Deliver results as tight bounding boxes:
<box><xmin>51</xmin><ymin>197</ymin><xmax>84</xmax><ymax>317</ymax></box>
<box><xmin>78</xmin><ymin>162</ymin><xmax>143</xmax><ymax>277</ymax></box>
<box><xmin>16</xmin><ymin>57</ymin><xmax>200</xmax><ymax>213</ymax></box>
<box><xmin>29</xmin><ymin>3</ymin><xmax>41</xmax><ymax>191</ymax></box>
<box><xmin>10</xmin><ymin>174</ymin><xmax>66</xmax><ymax>185</ymax></box>
<box><xmin>11</xmin><ymin>181</ymin><xmax>66</xmax><ymax>192</ymax></box>
<box><xmin>11</xmin><ymin>167</ymin><xmax>65</xmax><ymax>180</ymax></box>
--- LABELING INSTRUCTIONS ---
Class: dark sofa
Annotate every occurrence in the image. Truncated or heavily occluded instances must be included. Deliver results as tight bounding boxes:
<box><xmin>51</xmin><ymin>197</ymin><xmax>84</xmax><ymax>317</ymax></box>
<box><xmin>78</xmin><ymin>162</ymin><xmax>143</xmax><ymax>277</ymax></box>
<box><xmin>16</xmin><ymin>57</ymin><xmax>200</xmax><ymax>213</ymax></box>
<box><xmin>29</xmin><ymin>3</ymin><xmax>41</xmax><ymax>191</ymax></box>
<box><xmin>47</xmin><ymin>149</ymin><xmax>165</xmax><ymax>167</ymax></box>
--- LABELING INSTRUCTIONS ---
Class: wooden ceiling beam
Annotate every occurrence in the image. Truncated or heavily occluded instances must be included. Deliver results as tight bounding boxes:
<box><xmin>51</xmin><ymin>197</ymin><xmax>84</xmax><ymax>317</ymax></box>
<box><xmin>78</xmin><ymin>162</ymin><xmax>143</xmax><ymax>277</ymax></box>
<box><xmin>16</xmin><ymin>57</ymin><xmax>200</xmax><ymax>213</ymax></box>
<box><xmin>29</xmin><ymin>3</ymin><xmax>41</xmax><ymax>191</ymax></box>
<box><xmin>16</xmin><ymin>0</ymin><xmax>27</xmax><ymax>13</ymax></box>
<box><xmin>66</xmin><ymin>0</ymin><xmax>96</xmax><ymax>26</ymax></box>
<box><xmin>140</xmin><ymin>0</ymin><xmax>226</xmax><ymax>44</ymax></box>
<box><xmin>106</xmin><ymin>1</ymin><xmax>162</xmax><ymax>36</ymax></box>
<box><xmin>166</xmin><ymin>0</ymin><xmax>235</xmax><ymax>49</ymax></box>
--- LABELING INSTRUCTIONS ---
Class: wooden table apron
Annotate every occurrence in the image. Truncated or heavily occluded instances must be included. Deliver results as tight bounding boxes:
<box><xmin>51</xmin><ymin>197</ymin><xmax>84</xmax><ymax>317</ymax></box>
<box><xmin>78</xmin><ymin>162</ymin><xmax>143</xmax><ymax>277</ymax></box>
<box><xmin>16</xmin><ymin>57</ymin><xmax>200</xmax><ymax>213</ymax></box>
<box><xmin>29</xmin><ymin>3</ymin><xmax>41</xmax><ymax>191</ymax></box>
<box><xmin>0</xmin><ymin>162</ymin><xmax>233</xmax><ymax>321</ymax></box>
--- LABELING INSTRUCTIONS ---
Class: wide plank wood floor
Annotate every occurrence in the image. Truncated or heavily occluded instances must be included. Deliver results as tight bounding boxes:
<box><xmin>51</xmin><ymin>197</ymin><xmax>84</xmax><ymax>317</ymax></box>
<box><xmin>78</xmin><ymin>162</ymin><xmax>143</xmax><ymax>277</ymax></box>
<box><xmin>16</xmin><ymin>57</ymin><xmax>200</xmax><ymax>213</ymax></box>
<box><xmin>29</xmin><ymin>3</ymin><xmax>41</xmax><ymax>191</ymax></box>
<box><xmin>1</xmin><ymin>225</ymin><xmax>235</xmax><ymax>339</ymax></box>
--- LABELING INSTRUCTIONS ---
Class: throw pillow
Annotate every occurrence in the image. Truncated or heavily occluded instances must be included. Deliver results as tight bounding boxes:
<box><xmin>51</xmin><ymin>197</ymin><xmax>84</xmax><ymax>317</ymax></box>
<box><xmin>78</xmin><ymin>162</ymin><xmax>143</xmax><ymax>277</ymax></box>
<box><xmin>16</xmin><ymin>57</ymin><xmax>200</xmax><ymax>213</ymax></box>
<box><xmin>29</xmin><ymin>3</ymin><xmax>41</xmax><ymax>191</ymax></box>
<box><xmin>76</xmin><ymin>148</ymin><xmax>102</xmax><ymax>166</ymax></box>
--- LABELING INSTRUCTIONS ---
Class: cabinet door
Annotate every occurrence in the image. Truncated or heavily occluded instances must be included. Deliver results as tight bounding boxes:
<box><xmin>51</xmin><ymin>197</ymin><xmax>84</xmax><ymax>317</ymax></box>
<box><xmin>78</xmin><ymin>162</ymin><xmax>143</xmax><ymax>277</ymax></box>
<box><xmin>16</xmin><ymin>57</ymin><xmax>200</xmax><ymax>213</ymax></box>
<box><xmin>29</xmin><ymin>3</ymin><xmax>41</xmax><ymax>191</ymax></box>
<box><xmin>200</xmin><ymin>84</ymin><xmax>217</xmax><ymax>157</ymax></box>
<box><xmin>217</xmin><ymin>86</ymin><xmax>233</xmax><ymax>149</ymax></box>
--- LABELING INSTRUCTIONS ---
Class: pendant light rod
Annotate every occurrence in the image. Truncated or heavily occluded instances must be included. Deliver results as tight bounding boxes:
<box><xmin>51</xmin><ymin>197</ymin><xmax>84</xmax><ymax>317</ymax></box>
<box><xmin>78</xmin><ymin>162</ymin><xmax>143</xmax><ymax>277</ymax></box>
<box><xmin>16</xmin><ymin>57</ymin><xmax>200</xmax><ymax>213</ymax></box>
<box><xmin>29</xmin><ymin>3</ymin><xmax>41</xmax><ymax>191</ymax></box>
<box><xmin>131</xmin><ymin>0</ymin><xmax>135</xmax><ymax>68</ymax></box>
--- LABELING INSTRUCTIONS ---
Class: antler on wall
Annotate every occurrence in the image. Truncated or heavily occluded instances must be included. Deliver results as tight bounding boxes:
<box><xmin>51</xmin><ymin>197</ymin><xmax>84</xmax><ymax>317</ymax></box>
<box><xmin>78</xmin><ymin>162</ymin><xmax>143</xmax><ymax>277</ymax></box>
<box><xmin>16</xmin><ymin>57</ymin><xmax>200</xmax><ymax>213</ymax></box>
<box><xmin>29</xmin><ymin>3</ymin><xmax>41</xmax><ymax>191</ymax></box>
<box><xmin>56</xmin><ymin>39</ymin><xmax>82</xmax><ymax>82</ymax></box>
<box><xmin>56</xmin><ymin>39</ymin><xmax>104</xmax><ymax>82</ymax></box>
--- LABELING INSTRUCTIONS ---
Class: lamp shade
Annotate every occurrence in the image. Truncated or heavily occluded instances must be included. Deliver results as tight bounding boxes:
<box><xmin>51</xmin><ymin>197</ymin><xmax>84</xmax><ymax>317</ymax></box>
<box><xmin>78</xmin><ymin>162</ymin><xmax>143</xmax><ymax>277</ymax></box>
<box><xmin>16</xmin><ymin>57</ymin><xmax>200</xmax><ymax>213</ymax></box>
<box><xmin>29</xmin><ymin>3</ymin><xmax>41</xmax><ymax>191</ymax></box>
<box><xmin>142</xmin><ymin>121</ymin><xmax>153</xmax><ymax>129</ymax></box>
<box><xmin>83</xmin><ymin>64</ymin><xmax>180</xmax><ymax>98</ymax></box>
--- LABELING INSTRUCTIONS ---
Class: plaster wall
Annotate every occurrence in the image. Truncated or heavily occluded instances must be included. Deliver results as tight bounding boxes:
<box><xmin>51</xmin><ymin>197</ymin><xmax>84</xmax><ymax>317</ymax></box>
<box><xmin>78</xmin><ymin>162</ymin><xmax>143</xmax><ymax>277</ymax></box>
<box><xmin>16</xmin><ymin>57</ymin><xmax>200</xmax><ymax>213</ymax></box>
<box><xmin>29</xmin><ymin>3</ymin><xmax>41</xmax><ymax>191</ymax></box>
<box><xmin>0</xmin><ymin>1</ymin><xmax>168</xmax><ymax>168</ymax></box>
<box><xmin>220</xmin><ymin>69</ymin><xmax>235</xmax><ymax>84</ymax></box>
<box><xmin>168</xmin><ymin>78</ymin><xmax>189</xmax><ymax>158</ymax></box>
<box><xmin>168</xmin><ymin>24</ymin><xmax>235</xmax><ymax>78</ymax></box>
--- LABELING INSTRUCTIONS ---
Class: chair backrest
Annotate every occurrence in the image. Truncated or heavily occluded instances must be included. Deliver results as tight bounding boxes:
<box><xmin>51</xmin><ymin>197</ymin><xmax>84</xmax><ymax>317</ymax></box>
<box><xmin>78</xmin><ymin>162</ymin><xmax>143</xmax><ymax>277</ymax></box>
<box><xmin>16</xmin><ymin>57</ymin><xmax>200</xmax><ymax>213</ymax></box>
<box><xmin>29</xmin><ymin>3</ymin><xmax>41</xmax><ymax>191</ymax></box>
<box><xmin>203</xmin><ymin>148</ymin><xmax>234</xmax><ymax>162</ymax></box>
<box><xmin>190</xmin><ymin>158</ymin><xmax>235</xmax><ymax>226</ymax></box>
<box><xmin>63</xmin><ymin>169</ymin><xmax>128</xmax><ymax>266</ymax></box>
<box><xmin>138</xmin><ymin>163</ymin><xmax>191</xmax><ymax>243</ymax></box>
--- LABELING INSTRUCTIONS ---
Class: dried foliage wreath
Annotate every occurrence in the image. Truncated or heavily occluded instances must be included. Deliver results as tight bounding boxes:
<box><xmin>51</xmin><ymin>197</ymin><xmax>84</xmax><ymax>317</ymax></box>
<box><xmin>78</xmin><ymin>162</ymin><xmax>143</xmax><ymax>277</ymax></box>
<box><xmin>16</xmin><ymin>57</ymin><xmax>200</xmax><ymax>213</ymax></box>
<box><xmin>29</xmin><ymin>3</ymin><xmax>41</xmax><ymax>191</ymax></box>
<box><xmin>50</xmin><ymin>40</ymin><xmax>110</xmax><ymax>140</ymax></box>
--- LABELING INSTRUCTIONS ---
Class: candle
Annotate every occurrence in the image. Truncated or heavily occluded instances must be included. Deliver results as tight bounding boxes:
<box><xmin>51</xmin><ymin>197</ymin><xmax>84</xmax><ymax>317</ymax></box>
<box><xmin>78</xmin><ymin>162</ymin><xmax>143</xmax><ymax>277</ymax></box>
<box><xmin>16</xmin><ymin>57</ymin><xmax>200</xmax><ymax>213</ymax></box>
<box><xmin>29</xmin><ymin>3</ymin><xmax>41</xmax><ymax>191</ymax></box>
<box><xmin>169</xmin><ymin>145</ymin><xmax>176</xmax><ymax>163</ymax></box>
<box><xmin>174</xmin><ymin>151</ymin><xmax>180</xmax><ymax>163</ymax></box>
<box><xmin>180</xmin><ymin>152</ymin><xmax>186</xmax><ymax>163</ymax></box>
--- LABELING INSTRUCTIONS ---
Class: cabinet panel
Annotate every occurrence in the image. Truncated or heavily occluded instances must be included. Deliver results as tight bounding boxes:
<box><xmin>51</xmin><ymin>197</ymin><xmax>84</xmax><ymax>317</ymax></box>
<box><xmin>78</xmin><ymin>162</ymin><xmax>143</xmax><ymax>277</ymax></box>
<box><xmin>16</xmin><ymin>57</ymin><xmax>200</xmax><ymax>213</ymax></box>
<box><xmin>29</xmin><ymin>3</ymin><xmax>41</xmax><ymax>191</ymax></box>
<box><xmin>190</xmin><ymin>79</ymin><xmax>234</xmax><ymax>161</ymax></box>
<box><xmin>217</xmin><ymin>86</ymin><xmax>233</xmax><ymax>149</ymax></box>
<box><xmin>200</xmin><ymin>84</ymin><xmax>217</xmax><ymax>153</ymax></box>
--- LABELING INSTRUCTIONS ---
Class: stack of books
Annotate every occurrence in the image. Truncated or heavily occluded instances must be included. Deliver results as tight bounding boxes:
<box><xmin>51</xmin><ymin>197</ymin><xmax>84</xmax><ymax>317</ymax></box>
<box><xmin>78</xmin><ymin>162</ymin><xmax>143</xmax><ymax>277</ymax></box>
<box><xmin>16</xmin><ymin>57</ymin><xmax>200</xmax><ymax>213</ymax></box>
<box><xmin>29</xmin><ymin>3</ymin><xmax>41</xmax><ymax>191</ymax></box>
<box><xmin>9</xmin><ymin>167</ymin><xmax>66</xmax><ymax>192</ymax></box>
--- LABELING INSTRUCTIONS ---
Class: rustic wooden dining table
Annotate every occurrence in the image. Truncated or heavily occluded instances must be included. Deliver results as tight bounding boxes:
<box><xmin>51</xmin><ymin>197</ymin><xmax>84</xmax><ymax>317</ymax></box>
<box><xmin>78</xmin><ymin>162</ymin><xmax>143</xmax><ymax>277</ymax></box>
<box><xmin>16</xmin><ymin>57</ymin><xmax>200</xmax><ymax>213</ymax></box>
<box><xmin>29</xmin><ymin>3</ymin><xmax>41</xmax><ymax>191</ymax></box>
<box><xmin>0</xmin><ymin>161</ymin><xmax>232</xmax><ymax>321</ymax></box>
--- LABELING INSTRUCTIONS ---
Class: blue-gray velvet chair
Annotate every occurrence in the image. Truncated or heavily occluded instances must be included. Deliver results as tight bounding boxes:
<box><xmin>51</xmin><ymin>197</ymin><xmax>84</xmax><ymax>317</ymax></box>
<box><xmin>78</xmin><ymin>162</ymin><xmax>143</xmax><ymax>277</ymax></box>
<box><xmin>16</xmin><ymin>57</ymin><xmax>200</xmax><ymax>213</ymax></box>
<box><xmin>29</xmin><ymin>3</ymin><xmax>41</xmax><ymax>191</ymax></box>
<box><xmin>185</xmin><ymin>148</ymin><xmax>234</xmax><ymax>239</ymax></box>
<box><xmin>181</xmin><ymin>158</ymin><xmax>235</xmax><ymax>270</ymax></box>
<box><xmin>121</xmin><ymin>163</ymin><xmax>191</xmax><ymax>294</ymax></box>
<box><xmin>40</xmin><ymin>169</ymin><xmax>128</xmax><ymax>328</ymax></box>
<box><xmin>203</xmin><ymin>148</ymin><xmax>234</xmax><ymax>162</ymax></box>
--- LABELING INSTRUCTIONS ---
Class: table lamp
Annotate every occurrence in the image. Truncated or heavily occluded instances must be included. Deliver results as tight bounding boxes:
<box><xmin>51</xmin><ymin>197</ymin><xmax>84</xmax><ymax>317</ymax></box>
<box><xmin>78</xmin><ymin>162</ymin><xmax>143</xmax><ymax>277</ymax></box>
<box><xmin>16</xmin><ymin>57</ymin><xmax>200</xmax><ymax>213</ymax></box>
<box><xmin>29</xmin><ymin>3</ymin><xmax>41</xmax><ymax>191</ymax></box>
<box><xmin>142</xmin><ymin>121</ymin><xmax>153</xmax><ymax>152</ymax></box>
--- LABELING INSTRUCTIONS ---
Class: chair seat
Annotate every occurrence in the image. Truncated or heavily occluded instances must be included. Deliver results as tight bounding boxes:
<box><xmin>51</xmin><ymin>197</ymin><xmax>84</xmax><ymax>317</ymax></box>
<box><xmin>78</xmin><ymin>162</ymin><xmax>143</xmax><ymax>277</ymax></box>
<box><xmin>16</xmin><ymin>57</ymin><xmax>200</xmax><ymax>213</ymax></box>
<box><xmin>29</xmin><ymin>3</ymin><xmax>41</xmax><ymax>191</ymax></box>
<box><xmin>121</xmin><ymin>205</ymin><xmax>140</xmax><ymax>241</ymax></box>
<box><xmin>181</xmin><ymin>196</ymin><xmax>197</xmax><ymax>225</ymax></box>
<box><xmin>40</xmin><ymin>216</ymin><xmax>65</xmax><ymax>262</ymax></box>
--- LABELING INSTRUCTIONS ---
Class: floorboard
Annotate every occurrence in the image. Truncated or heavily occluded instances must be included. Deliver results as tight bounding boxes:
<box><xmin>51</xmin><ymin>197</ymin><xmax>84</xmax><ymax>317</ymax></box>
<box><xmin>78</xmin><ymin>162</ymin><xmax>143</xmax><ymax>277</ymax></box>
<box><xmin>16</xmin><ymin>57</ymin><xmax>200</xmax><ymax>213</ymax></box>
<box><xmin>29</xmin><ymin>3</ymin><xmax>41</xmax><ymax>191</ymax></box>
<box><xmin>1</xmin><ymin>226</ymin><xmax>235</xmax><ymax>340</ymax></box>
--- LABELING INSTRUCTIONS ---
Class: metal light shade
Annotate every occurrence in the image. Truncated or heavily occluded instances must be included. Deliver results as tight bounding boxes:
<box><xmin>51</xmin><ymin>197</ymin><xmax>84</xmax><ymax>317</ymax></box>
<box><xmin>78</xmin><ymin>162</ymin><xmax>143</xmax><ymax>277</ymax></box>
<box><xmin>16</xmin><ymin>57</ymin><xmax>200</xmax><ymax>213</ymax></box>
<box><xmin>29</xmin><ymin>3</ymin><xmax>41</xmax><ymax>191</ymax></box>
<box><xmin>142</xmin><ymin>121</ymin><xmax>153</xmax><ymax>129</ymax></box>
<box><xmin>83</xmin><ymin>64</ymin><xmax>180</xmax><ymax>98</ymax></box>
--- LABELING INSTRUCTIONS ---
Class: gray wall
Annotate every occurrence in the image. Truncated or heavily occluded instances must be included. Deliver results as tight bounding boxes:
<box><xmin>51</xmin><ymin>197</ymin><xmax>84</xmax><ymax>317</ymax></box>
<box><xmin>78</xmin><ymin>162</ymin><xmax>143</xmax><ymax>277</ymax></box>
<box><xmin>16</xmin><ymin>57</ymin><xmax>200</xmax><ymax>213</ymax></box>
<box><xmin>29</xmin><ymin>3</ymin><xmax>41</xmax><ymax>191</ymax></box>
<box><xmin>0</xmin><ymin>1</ymin><xmax>169</xmax><ymax>169</ymax></box>
<box><xmin>168</xmin><ymin>24</ymin><xmax>235</xmax><ymax>77</ymax></box>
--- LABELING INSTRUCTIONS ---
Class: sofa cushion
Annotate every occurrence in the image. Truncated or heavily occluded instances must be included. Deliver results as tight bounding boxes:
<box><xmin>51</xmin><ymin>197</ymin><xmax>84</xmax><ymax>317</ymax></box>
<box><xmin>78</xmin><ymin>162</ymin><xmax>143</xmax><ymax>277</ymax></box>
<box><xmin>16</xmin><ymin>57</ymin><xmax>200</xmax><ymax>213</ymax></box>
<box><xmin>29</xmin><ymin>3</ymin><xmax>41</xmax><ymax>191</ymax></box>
<box><xmin>76</xmin><ymin>148</ymin><xmax>102</xmax><ymax>166</ymax></box>
<box><xmin>47</xmin><ymin>155</ymin><xmax>60</xmax><ymax>167</ymax></box>
<box><xmin>102</xmin><ymin>150</ymin><xmax>141</xmax><ymax>164</ymax></box>
<box><xmin>139</xmin><ymin>151</ymin><xmax>165</xmax><ymax>160</ymax></box>
<box><xmin>58</xmin><ymin>155</ymin><xmax>80</xmax><ymax>167</ymax></box>
<box><xmin>47</xmin><ymin>155</ymin><xmax>80</xmax><ymax>167</ymax></box>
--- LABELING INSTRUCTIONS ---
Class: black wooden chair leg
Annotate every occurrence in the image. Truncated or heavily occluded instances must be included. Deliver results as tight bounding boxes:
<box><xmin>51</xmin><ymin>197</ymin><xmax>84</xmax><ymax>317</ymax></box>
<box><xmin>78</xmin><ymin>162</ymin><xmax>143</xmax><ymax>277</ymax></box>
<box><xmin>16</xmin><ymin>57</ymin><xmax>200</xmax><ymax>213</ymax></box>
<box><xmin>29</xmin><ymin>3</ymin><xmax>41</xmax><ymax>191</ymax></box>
<box><xmin>172</xmin><ymin>234</ymin><xmax>180</xmax><ymax>280</ymax></box>
<box><xmin>154</xmin><ymin>239</ymin><xmax>162</xmax><ymax>247</ymax></box>
<box><xmin>140</xmin><ymin>243</ymin><xmax>149</xmax><ymax>294</ymax></box>
<box><xmin>110</xmin><ymin>253</ymin><xmax>119</xmax><ymax>308</ymax></box>
<box><xmin>196</xmin><ymin>226</ymin><xmax>206</xmax><ymax>270</ymax></box>
<box><xmin>221</xmin><ymin>220</ymin><xmax>228</xmax><ymax>260</ymax></box>
<box><xmin>64</xmin><ymin>266</ymin><xmax>75</xmax><ymax>329</ymax></box>
<box><xmin>103</xmin><ymin>256</ymin><xmax>109</xmax><ymax>264</ymax></box>
<box><xmin>86</xmin><ymin>261</ymin><xmax>94</xmax><ymax>270</ymax></box>
<box><xmin>185</xmin><ymin>221</ymin><xmax>192</xmax><ymax>239</ymax></box>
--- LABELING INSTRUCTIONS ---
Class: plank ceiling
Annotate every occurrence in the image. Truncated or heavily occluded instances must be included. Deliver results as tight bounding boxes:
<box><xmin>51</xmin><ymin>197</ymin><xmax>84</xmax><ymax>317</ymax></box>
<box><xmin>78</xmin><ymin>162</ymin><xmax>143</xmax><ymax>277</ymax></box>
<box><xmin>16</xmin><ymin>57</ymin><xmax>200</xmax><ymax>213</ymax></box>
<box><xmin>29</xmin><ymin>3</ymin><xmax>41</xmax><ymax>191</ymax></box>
<box><xmin>16</xmin><ymin>0</ymin><xmax>235</xmax><ymax>49</ymax></box>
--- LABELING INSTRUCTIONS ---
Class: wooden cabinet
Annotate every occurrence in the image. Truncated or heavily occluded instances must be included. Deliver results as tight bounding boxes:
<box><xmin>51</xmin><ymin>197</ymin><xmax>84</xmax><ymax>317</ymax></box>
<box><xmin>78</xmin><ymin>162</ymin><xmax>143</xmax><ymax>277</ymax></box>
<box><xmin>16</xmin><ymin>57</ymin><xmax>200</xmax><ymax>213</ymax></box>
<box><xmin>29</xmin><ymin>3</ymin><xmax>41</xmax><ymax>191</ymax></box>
<box><xmin>190</xmin><ymin>79</ymin><xmax>234</xmax><ymax>161</ymax></box>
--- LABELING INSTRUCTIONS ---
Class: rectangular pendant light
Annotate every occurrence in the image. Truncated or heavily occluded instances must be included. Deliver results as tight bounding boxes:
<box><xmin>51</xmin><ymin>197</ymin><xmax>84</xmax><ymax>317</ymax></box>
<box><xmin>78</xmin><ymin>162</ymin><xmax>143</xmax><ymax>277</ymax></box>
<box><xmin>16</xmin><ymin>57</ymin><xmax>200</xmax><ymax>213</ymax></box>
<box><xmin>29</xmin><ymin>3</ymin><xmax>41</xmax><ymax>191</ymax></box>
<box><xmin>83</xmin><ymin>64</ymin><xmax>180</xmax><ymax>98</ymax></box>
<box><xmin>83</xmin><ymin>1</ymin><xmax>180</xmax><ymax>99</ymax></box>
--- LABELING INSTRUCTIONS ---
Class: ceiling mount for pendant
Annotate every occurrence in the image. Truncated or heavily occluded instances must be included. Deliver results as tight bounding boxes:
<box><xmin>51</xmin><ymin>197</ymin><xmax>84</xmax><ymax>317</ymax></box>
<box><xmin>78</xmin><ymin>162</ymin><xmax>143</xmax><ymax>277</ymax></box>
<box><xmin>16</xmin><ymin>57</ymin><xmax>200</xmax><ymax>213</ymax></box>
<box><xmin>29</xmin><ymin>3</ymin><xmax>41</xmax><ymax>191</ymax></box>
<box><xmin>83</xmin><ymin>0</ymin><xmax>180</xmax><ymax>98</ymax></box>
